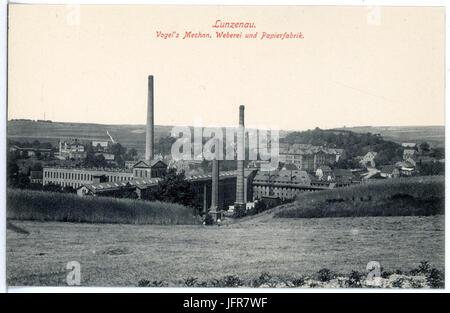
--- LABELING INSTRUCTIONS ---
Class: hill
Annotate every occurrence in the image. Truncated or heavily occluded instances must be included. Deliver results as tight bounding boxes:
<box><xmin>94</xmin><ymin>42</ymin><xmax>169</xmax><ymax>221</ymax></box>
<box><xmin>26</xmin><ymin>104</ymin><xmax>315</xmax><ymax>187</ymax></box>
<box><xmin>273</xmin><ymin>176</ymin><xmax>444</xmax><ymax>219</ymax></box>
<box><xmin>7</xmin><ymin>120</ymin><xmax>173</xmax><ymax>154</ymax></box>
<box><xmin>281</xmin><ymin>127</ymin><xmax>404</xmax><ymax>166</ymax></box>
<box><xmin>332</xmin><ymin>126</ymin><xmax>445</xmax><ymax>148</ymax></box>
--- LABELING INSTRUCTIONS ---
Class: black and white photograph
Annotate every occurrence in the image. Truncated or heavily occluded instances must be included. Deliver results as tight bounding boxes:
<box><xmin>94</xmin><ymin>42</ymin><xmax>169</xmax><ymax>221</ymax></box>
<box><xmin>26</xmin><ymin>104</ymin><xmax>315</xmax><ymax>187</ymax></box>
<box><xmin>1</xmin><ymin>2</ymin><xmax>447</xmax><ymax>293</ymax></box>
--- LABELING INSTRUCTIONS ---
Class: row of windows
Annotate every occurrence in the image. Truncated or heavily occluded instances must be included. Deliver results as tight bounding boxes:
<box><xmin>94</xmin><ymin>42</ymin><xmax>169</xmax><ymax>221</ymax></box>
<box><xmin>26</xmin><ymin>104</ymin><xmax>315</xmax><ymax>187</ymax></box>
<box><xmin>44</xmin><ymin>171</ymin><xmax>133</xmax><ymax>182</ymax></box>
<box><xmin>45</xmin><ymin>171</ymin><xmax>92</xmax><ymax>180</ymax></box>
<box><xmin>253</xmin><ymin>186</ymin><xmax>318</xmax><ymax>200</ymax></box>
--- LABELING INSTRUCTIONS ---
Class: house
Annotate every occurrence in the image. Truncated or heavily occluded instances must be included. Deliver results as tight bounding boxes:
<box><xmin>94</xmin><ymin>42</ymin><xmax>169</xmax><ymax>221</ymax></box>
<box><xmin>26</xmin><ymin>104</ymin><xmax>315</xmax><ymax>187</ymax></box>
<box><xmin>400</xmin><ymin>167</ymin><xmax>414</xmax><ymax>176</ymax></box>
<box><xmin>125</xmin><ymin>160</ymin><xmax>138</xmax><ymax>169</ymax></box>
<box><xmin>59</xmin><ymin>138</ymin><xmax>86</xmax><ymax>160</ymax></box>
<box><xmin>332</xmin><ymin>168</ymin><xmax>354</xmax><ymax>183</ymax></box>
<box><xmin>279</xmin><ymin>144</ymin><xmax>344</xmax><ymax>171</ymax></box>
<box><xmin>404</xmin><ymin>157</ymin><xmax>417</xmax><ymax>167</ymax></box>
<box><xmin>401</xmin><ymin>143</ymin><xmax>417</xmax><ymax>148</ymax></box>
<box><xmin>132</xmin><ymin>159</ymin><xmax>168</xmax><ymax>178</ymax></box>
<box><xmin>92</xmin><ymin>140</ymin><xmax>109</xmax><ymax>150</ymax></box>
<box><xmin>379</xmin><ymin>165</ymin><xmax>400</xmax><ymax>178</ymax></box>
<box><xmin>9</xmin><ymin>145</ymin><xmax>52</xmax><ymax>157</ymax></box>
<box><xmin>359</xmin><ymin>151</ymin><xmax>377</xmax><ymax>168</ymax></box>
<box><xmin>403</xmin><ymin>149</ymin><xmax>416</xmax><ymax>161</ymax></box>
<box><xmin>29</xmin><ymin>170</ymin><xmax>43</xmax><ymax>184</ymax></box>
<box><xmin>94</xmin><ymin>152</ymin><xmax>115</xmax><ymax>161</ymax></box>
<box><xmin>315</xmin><ymin>165</ymin><xmax>332</xmax><ymax>180</ymax></box>
<box><xmin>395</xmin><ymin>161</ymin><xmax>415</xmax><ymax>176</ymax></box>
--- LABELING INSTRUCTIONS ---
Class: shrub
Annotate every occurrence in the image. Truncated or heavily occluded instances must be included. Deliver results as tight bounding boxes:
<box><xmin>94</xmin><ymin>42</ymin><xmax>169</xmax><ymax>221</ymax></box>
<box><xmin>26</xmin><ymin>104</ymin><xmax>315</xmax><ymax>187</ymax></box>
<box><xmin>418</xmin><ymin>261</ymin><xmax>431</xmax><ymax>274</ymax></box>
<box><xmin>392</xmin><ymin>277</ymin><xmax>405</xmax><ymax>288</ymax></box>
<box><xmin>204</xmin><ymin>213</ymin><xmax>214</xmax><ymax>225</ymax></box>
<box><xmin>210</xmin><ymin>275</ymin><xmax>243</xmax><ymax>288</ymax></box>
<box><xmin>347</xmin><ymin>271</ymin><xmax>362</xmax><ymax>288</ymax></box>
<box><xmin>427</xmin><ymin>268</ymin><xmax>444</xmax><ymax>288</ymax></box>
<box><xmin>317</xmin><ymin>268</ymin><xmax>333</xmax><ymax>282</ymax></box>
<box><xmin>252</xmin><ymin>272</ymin><xmax>272</xmax><ymax>287</ymax></box>
<box><xmin>138</xmin><ymin>279</ymin><xmax>167</xmax><ymax>287</ymax></box>
<box><xmin>291</xmin><ymin>277</ymin><xmax>306</xmax><ymax>287</ymax></box>
<box><xmin>183</xmin><ymin>277</ymin><xmax>198</xmax><ymax>287</ymax></box>
<box><xmin>232</xmin><ymin>206</ymin><xmax>247</xmax><ymax>218</ymax></box>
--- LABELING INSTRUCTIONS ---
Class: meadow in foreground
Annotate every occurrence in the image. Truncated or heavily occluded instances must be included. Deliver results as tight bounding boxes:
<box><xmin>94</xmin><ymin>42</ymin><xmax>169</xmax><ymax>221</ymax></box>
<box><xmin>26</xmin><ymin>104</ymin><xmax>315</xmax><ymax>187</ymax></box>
<box><xmin>7</xmin><ymin>215</ymin><xmax>444</xmax><ymax>287</ymax></box>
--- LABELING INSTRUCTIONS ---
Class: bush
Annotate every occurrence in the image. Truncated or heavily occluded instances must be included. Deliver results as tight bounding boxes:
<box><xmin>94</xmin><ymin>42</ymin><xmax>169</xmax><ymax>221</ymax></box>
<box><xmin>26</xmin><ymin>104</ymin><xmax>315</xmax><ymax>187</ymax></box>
<box><xmin>232</xmin><ymin>206</ymin><xmax>247</xmax><ymax>218</ymax></box>
<box><xmin>204</xmin><ymin>213</ymin><xmax>215</xmax><ymax>225</ymax></box>
<box><xmin>183</xmin><ymin>277</ymin><xmax>198</xmax><ymax>287</ymax></box>
<box><xmin>317</xmin><ymin>268</ymin><xmax>333</xmax><ymax>282</ymax></box>
<box><xmin>347</xmin><ymin>271</ymin><xmax>362</xmax><ymax>288</ymax></box>
<box><xmin>138</xmin><ymin>279</ymin><xmax>167</xmax><ymax>287</ymax></box>
<box><xmin>427</xmin><ymin>268</ymin><xmax>444</xmax><ymax>288</ymax></box>
<box><xmin>291</xmin><ymin>277</ymin><xmax>306</xmax><ymax>287</ymax></box>
<box><xmin>252</xmin><ymin>272</ymin><xmax>273</xmax><ymax>287</ymax></box>
<box><xmin>210</xmin><ymin>275</ymin><xmax>243</xmax><ymax>288</ymax></box>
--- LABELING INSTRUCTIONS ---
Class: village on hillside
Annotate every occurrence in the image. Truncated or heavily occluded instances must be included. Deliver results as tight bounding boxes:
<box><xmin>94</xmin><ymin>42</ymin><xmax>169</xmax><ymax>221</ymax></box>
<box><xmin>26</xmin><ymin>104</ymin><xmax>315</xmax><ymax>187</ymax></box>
<box><xmin>7</xmin><ymin>123</ymin><xmax>445</xmax><ymax>214</ymax></box>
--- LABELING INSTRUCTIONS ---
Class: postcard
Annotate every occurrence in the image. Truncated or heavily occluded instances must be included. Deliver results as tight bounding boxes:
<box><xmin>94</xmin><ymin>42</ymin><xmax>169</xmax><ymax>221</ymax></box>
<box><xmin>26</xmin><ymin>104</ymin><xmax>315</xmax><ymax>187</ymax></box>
<box><xmin>4</xmin><ymin>4</ymin><xmax>445</xmax><ymax>293</ymax></box>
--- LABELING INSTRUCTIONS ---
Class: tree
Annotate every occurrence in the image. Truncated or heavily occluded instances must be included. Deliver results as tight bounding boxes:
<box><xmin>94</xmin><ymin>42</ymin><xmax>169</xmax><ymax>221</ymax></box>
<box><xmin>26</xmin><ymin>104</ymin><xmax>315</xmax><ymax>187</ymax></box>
<box><xmin>418</xmin><ymin>162</ymin><xmax>444</xmax><ymax>176</ymax></box>
<box><xmin>126</xmin><ymin>148</ymin><xmax>138</xmax><ymax>161</ymax></box>
<box><xmin>430</xmin><ymin>147</ymin><xmax>445</xmax><ymax>159</ymax></box>
<box><xmin>420</xmin><ymin>142</ymin><xmax>430</xmax><ymax>153</ymax></box>
<box><xmin>336</xmin><ymin>157</ymin><xmax>361</xmax><ymax>169</ymax></box>
<box><xmin>7</xmin><ymin>160</ymin><xmax>19</xmax><ymax>184</ymax></box>
<box><xmin>157</xmin><ymin>136</ymin><xmax>177</xmax><ymax>155</ymax></box>
<box><xmin>32</xmin><ymin>162</ymin><xmax>43</xmax><ymax>171</ymax></box>
<box><xmin>149</xmin><ymin>168</ymin><xmax>196</xmax><ymax>207</ymax></box>
<box><xmin>32</xmin><ymin>140</ymin><xmax>41</xmax><ymax>148</ymax></box>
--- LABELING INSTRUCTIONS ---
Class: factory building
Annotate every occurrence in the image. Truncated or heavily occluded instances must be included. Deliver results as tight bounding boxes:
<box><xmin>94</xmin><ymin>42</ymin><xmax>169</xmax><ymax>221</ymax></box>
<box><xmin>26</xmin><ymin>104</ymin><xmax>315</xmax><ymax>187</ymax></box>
<box><xmin>279</xmin><ymin>144</ymin><xmax>344</xmax><ymax>172</ymax></box>
<box><xmin>252</xmin><ymin>169</ymin><xmax>330</xmax><ymax>200</ymax></box>
<box><xmin>43</xmin><ymin>166</ymin><xmax>134</xmax><ymax>189</ymax></box>
<box><xmin>59</xmin><ymin>138</ymin><xmax>86</xmax><ymax>160</ymax></box>
<box><xmin>70</xmin><ymin>76</ymin><xmax>353</xmax><ymax>216</ymax></box>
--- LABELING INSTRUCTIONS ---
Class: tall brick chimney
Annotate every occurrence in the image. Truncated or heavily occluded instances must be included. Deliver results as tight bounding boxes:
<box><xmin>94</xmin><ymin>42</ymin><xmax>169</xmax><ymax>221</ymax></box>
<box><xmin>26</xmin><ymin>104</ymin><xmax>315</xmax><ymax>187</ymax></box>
<box><xmin>210</xmin><ymin>139</ymin><xmax>220</xmax><ymax>220</ymax></box>
<box><xmin>145</xmin><ymin>75</ymin><xmax>154</xmax><ymax>162</ymax></box>
<box><xmin>235</xmin><ymin>105</ymin><xmax>245</xmax><ymax>209</ymax></box>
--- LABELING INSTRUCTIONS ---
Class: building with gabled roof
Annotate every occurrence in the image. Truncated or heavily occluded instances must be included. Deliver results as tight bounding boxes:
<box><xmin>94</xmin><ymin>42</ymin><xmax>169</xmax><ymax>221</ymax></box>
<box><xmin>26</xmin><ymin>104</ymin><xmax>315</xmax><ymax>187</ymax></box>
<box><xmin>380</xmin><ymin>165</ymin><xmax>400</xmax><ymax>178</ymax></box>
<box><xmin>132</xmin><ymin>159</ymin><xmax>167</xmax><ymax>179</ymax></box>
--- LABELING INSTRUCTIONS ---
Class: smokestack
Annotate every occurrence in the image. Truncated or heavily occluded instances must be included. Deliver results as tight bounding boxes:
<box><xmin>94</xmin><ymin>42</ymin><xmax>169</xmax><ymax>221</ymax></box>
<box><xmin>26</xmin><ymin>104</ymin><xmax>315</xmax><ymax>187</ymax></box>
<box><xmin>235</xmin><ymin>105</ymin><xmax>245</xmax><ymax>208</ymax></box>
<box><xmin>210</xmin><ymin>139</ymin><xmax>220</xmax><ymax>220</ymax></box>
<box><xmin>211</xmin><ymin>158</ymin><xmax>219</xmax><ymax>210</ymax></box>
<box><xmin>145</xmin><ymin>75</ymin><xmax>154</xmax><ymax>162</ymax></box>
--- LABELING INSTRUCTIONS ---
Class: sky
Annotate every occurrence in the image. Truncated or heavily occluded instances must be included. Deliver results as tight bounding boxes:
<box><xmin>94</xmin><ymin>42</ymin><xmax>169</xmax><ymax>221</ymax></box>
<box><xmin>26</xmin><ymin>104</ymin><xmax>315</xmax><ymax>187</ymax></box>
<box><xmin>7</xmin><ymin>5</ymin><xmax>445</xmax><ymax>131</ymax></box>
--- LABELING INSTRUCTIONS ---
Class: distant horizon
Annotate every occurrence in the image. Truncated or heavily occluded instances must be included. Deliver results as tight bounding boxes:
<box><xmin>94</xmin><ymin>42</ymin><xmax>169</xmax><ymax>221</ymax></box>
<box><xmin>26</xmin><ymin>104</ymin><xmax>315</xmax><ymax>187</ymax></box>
<box><xmin>7</xmin><ymin>118</ymin><xmax>445</xmax><ymax>132</ymax></box>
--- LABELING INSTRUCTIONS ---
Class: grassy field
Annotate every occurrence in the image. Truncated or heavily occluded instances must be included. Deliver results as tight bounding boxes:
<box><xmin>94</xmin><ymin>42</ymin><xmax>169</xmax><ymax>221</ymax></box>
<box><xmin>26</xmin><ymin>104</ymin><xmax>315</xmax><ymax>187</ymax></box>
<box><xmin>334</xmin><ymin>126</ymin><xmax>445</xmax><ymax>148</ymax></box>
<box><xmin>7</xmin><ymin>120</ymin><xmax>173</xmax><ymax>154</ymax></box>
<box><xmin>274</xmin><ymin>176</ymin><xmax>444</xmax><ymax>218</ymax></box>
<box><xmin>7</xmin><ymin>214</ymin><xmax>444</xmax><ymax>287</ymax></box>
<box><xmin>7</xmin><ymin>189</ymin><xmax>199</xmax><ymax>225</ymax></box>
